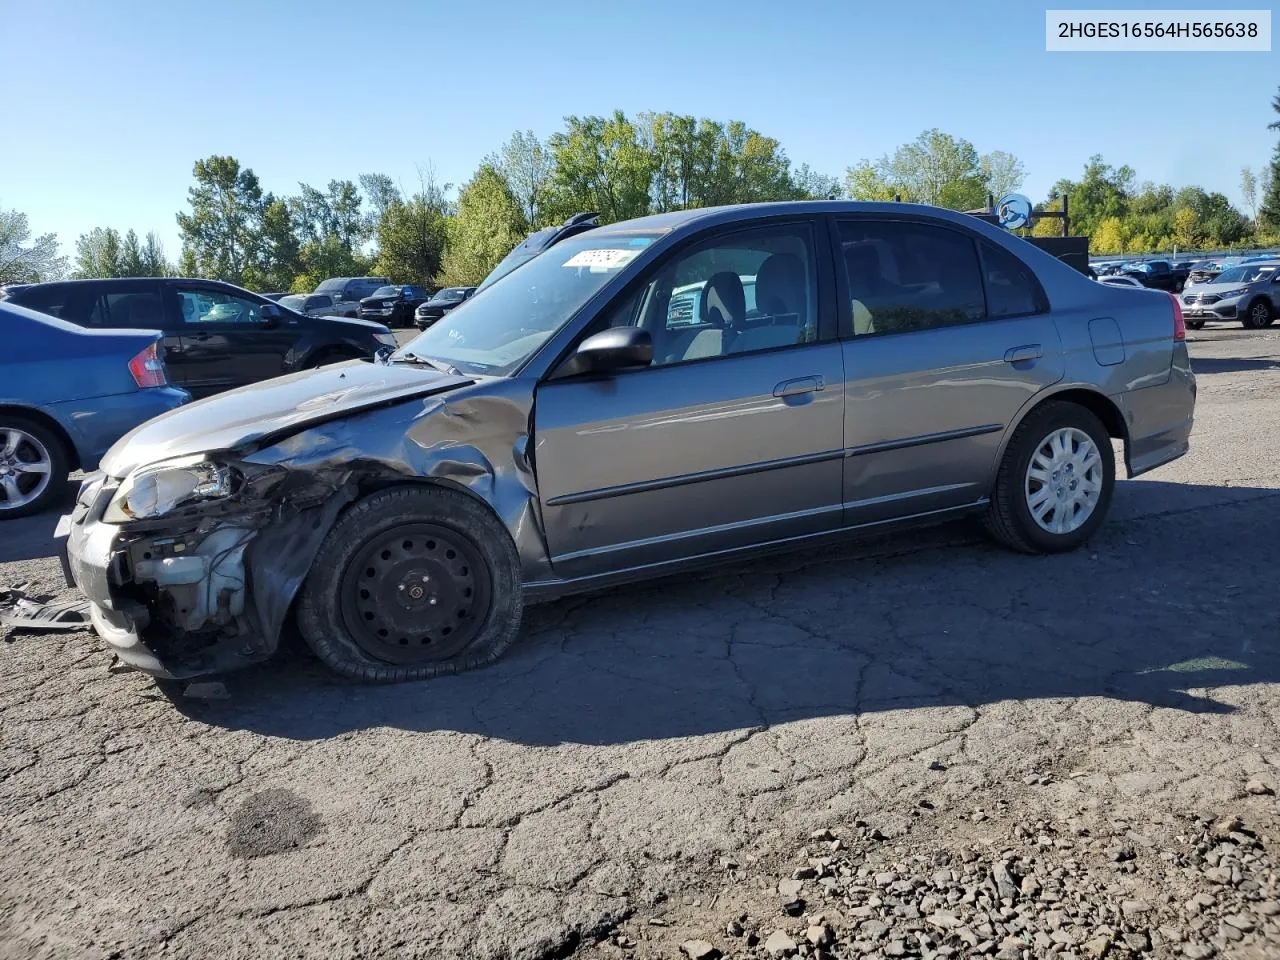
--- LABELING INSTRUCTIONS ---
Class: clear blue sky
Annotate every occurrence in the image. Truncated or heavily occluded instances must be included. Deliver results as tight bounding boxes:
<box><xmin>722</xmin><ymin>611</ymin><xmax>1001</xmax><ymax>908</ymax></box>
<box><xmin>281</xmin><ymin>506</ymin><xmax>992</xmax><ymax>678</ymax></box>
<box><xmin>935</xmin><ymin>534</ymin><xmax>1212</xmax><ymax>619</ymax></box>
<box><xmin>5</xmin><ymin>0</ymin><xmax>1277</xmax><ymax>261</ymax></box>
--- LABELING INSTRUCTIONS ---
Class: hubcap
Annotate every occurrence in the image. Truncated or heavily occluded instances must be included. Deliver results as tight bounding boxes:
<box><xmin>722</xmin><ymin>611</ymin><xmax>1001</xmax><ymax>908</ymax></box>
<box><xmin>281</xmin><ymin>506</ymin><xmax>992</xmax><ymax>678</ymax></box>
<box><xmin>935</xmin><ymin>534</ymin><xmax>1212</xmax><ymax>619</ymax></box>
<box><xmin>339</xmin><ymin>523</ymin><xmax>492</xmax><ymax>664</ymax></box>
<box><xmin>1024</xmin><ymin>427</ymin><xmax>1104</xmax><ymax>535</ymax></box>
<box><xmin>0</xmin><ymin>428</ymin><xmax>53</xmax><ymax>511</ymax></box>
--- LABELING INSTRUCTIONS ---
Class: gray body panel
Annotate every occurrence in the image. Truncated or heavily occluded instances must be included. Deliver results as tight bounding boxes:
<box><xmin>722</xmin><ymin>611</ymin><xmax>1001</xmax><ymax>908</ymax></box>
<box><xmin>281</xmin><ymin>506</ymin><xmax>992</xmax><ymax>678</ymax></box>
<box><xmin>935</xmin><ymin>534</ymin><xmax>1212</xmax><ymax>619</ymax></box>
<box><xmin>62</xmin><ymin>200</ymin><xmax>1197</xmax><ymax>678</ymax></box>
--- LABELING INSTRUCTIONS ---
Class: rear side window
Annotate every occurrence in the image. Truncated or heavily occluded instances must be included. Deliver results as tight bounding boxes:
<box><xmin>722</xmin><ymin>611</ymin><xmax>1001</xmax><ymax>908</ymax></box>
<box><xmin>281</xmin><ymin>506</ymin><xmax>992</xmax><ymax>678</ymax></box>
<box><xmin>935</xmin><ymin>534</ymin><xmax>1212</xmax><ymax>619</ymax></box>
<box><xmin>838</xmin><ymin>220</ymin><xmax>985</xmax><ymax>335</ymax></box>
<box><xmin>85</xmin><ymin>292</ymin><xmax>167</xmax><ymax>328</ymax></box>
<box><xmin>10</xmin><ymin>285</ymin><xmax>71</xmax><ymax>319</ymax></box>
<box><xmin>980</xmin><ymin>242</ymin><xmax>1046</xmax><ymax>318</ymax></box>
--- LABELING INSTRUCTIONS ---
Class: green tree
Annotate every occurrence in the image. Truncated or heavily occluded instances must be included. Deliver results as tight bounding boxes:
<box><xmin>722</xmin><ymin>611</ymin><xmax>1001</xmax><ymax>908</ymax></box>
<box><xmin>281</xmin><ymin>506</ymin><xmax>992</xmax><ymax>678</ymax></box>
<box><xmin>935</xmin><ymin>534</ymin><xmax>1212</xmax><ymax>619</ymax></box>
<box><xmin>358</xmin><ymin>172</ymin><xmax>401</xmax><ymax>228</ymax></box>
<box><xmin>374</xmin><ymin>193</ymin><xmax>450</xmax><ymax>286</ymax></box>
<box><xmin>142</xmin><ymin>232</ymin><xmax>169</xmax><ymax>276</ymax></box>
<box><xmin>119</xmin><ymin>230</ymin><xmax>146</xmax><ymax>276</ymax></box>
<box><xmin>0</xmin><ymin>206</ymin><xmax>66</xmax><ymax>284</ymax></box>
<box><xmin>1048</xmin><ymin>155</ymin><xmax>1134</xmax><ymax>237</ymax></box>
<box><xmin>493</xmin><ymin>130</ymin><xmax>554</xmax><ymax>227</ymax></box>
<box><xmin>73</xmin><ymin>226</ymin><xmax>123</xmax><ymax>278</ymax></box>
<box><xmin>979</xmin><ymin>150</ymin><xmax>1027</xmax><ymax>202</ymax></box>
<box><xmin>843</xmin><ymin>161</ymin><xmax>899</xmax><ymax>201</ymax></box>
<box><xmin>792</xmin><ymin>164</ymin><xmax>843</xmax><ymax>200</ymax></box>
<box><xmin>1240</xmin><ymin>166</ymin><xmax>1258</xmax><ymax>225</ymax></box>
<box><xmin>1092</xmin><ymin>217</ymin><xmax>1126</xmax><ymax>254</ymax></box>
<box><xmin>436</xmin><ymin>164</ymin><xmax>528</xmax><ymax>287</ymax></box>
<box><xmin>1258</xmin><ymin>86</ymin><xmax>1280</xmax><ymax>231</ymax></box>
<box><xmin>249</xmin><ymin>198</ymin><xmax>301</xmax><ymax>291</ymax></box>
<box><xmin>176</xmin><ymin>155</ymin><xmax>265</xmax><ymax>284</ymax></box>
<box><xmin>546</xmin><ymin>111</ymin><xmax>657</xmax><ymax>223</ymax></box>
<box><xmin>1172</xmin><ymin>208</ymin><xmax>1203</xmax><ymax>250</ymax></box>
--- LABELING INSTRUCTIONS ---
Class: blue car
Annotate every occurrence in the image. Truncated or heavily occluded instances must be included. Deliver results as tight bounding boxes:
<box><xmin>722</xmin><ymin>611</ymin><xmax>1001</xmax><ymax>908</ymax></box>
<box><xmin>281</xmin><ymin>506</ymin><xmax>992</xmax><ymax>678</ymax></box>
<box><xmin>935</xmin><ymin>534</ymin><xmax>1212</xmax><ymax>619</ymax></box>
<box><xmin>0</xmin><ymin>300</ymin><xmax>189</xmax><ymax>519</ymax></box>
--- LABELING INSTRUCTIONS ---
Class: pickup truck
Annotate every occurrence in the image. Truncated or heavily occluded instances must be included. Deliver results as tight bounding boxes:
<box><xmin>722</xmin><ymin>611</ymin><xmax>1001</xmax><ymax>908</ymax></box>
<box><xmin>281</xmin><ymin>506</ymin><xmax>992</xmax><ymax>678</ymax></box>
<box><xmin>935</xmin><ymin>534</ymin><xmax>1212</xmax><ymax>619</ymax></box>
<box><xmin>1120</xmin><ymin>259</ymin><xmax>1190</xmax><ymax>293</ymax></box>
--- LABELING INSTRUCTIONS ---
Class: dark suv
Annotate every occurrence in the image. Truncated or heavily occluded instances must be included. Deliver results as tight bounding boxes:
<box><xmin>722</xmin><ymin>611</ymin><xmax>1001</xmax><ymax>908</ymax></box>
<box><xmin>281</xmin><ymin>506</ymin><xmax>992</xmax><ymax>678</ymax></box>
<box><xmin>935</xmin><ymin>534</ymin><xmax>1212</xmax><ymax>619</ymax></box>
<box><xmin>3</xmin><ymin>278</ymin><xmax>398</xmax><ymax>398</ymax></box>
<box><xmin>358</xmin><ymin>284</ymin><xmax>430</xmax><ymax>327</ymax></box>
<box><xmin>312</xmin><ymin>276</ymin><xmax>390</xmax><ymax>317</ymax></box>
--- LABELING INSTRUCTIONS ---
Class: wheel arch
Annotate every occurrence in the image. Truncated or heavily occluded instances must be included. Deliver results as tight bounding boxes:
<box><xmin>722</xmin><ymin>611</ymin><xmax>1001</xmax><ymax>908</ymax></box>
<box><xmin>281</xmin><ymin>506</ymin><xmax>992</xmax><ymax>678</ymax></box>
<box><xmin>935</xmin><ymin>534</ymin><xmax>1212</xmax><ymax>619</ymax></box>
<box><xmin>988</xmin><ymin>386</ymin><xmax>1129</xmax><ymax>490</ymax></box>
<box><xmin>0</xmin><ymin>404</ymin><xmax>81</xmax><ymax>470</ymax></box>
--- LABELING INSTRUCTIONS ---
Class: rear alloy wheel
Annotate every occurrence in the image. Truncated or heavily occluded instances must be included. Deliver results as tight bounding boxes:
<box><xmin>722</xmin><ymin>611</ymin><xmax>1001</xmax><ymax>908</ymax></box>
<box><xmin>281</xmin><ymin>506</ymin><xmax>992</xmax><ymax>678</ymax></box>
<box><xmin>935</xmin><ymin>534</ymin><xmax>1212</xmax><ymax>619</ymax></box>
<box><xmin>1243</xmin><ymin>299</ymin><xmax>1274</xmax><ymax>330</ymax></box>
<box><xmin>0</xmin><ymin>417</ymin><xmax>69</xmax><ymax>519</ymax></box>
<box><xmin>985</xmin><ymin>402</ymin><xmax>1115</xmax><ymax>554</ymax></box>
<box><xmin>298</xmin><ymin>486</ymin><xmax>523</xmax><ymax>682</ymax></box>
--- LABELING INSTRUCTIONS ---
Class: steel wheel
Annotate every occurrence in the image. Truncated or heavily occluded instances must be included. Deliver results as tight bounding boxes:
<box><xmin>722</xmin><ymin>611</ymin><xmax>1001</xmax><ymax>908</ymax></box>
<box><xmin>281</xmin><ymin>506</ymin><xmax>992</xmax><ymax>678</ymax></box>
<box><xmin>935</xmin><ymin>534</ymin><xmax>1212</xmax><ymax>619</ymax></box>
<box><xmin>1023</xmin><ymin>427</ymin><xmax>1104</xmax><ymax>535</ymax></box>
<box><xmin>0</xmin><ymin>427</ymin><xmax>54</xmax><ymax>513</ymax></box>
<box><xmin>338</xmin><ymin>522</ymin><xmax>493</xmax><ymax>664</ymax></box>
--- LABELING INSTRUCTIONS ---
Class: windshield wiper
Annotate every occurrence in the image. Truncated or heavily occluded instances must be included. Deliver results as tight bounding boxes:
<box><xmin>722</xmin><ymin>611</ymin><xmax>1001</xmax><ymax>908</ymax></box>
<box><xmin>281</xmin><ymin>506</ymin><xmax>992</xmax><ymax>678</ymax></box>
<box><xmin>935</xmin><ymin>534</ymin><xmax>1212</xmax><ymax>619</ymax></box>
<box><xmin>393</xmin><ymin>351</ymin><xmax>462</xmax><ymax>376</ymax></box>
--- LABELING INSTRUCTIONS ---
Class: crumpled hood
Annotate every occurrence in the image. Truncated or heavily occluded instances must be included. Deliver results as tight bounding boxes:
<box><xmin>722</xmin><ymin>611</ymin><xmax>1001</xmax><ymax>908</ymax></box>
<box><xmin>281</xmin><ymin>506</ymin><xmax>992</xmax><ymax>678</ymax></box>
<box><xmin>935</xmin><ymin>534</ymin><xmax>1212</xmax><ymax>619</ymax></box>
<box><xmin>101</xmin><ymin>360</ymin><xmax>471</xmax><ymax>477</ymax></box>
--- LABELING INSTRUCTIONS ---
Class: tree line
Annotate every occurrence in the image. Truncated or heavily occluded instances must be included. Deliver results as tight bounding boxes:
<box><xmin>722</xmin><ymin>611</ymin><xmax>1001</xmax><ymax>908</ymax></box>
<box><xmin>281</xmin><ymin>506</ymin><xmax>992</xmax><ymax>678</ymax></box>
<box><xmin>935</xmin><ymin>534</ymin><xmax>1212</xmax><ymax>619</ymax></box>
<box><xmin>3</xmin><ymin>92</ymin><xmax>1278</xmax><ymax>289</ymax></box>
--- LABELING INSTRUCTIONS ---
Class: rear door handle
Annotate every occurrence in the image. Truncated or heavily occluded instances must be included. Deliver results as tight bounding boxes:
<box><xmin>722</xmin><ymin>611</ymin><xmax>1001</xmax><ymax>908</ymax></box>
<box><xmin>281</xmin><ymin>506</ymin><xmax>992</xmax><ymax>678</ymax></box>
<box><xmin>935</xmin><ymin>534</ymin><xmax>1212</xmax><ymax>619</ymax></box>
<box><xmin>773</xmin><ymin>375</ymin><xmax>825</xmax><ymax>398</ymax></box>
<box><xmin>1004</xmin><ymin>344</ymin><xmax>1043</xmax><ymax>364</ymax></box>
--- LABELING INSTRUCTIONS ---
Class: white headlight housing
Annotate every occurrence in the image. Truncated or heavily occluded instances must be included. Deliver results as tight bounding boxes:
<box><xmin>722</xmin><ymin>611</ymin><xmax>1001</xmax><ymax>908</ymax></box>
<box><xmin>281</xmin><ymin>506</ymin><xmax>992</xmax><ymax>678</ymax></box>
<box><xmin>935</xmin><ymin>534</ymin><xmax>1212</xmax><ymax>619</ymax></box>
<box><xmin>103</xmin><ymin>456</ymin><xmax>234</xmax><ymax>523</ymax></box>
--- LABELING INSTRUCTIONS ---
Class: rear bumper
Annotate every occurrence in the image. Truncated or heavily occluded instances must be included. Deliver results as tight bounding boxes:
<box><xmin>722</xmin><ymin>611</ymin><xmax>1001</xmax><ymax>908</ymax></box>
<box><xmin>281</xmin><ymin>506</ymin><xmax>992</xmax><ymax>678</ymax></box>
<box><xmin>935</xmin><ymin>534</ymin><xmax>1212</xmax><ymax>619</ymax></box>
<box><xmin>1120</xmin><ymin>345</ymin><xmax>1197</xmax><ymax>477</ymax></box>
<box><xmin>47</xmin><ymin>387</ymin><xmax>189</xmax><ymax>471</ymax></box>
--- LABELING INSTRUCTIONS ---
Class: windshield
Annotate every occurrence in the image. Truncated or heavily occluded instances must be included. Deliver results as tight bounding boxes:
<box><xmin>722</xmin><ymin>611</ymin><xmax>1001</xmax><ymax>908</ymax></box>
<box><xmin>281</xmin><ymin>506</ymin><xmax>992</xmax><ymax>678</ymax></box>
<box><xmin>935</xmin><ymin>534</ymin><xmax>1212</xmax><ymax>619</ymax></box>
<box><xmin>475</xmin><ymin>226</ymin><xmax>560</xmax><ymax>292</ymax></box>
<box><xmin>1214</xmin><ymin>265</ymin><xmax>1276</xmax><ymax>284</ymax></box>
<box><xmin>371</xmin><ymin>286</ymin><xmax>400</xmax><ymax>298</ymax></box>
<box><xmin>278</xmin><ymin>295</ymin><xmax>306</xmax><ymax>311</ymax></box>
<box><xmin>431</xmin><ymin>287</ymin><xmax>469</xmax><ymax>301</ymax></box>
<box><xmin>314</xmin><ymin>279</ymin><xmax>346</xmax><ymax>294</ymax></box>
<box><xmin>398</xmin><ymin>232</ymin><xmax>659</xmax><ymax>376</ymax></box>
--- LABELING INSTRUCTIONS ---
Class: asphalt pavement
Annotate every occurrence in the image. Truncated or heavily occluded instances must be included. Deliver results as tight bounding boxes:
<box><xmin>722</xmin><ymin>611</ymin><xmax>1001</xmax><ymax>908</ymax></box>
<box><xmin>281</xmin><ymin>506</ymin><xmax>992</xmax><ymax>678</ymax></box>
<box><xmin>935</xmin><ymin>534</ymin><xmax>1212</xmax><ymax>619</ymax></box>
<box><xmin>1</xmin><ymin>325</ymin><xmax>1278</xmax><ymax>960</ymax></box>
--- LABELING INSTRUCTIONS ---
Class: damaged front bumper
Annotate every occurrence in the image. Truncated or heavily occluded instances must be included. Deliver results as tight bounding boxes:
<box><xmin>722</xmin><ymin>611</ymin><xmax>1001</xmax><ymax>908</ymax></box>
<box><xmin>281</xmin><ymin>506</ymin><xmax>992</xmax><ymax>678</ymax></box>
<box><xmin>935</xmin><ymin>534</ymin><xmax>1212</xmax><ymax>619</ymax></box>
<box><xmin>58</xmin><ymin>471</ymin><xmax>348</xmax><ymax>679</ymax></box>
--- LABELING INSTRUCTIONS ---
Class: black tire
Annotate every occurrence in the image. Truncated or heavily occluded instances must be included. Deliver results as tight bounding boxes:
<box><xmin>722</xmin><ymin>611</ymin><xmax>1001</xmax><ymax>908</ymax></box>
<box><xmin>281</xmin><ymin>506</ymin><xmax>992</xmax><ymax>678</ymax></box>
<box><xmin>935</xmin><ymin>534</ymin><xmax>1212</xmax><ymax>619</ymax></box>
<box><xmin>297</xmin><ymin>485</ymin><xmax>523</xmax><ymax>682</ymax></box>
<box><xmin>1186</xmin><ymin>320</ymin><xmax>1205</xmax><ymax>330</ymax></box>
<box><xmin>985</xmin><ymin>401</ymin><xmax>1115</xmax><ymax>555</ymax></box>
<box><xmin>0</xmin><ymin>415</ymin><xmax>71</xmax><ymax>520</ymax></box>
<box><xmin>1242</xmin><ymin>299</ymin><xmax>1274</xmax><ymax>330</ymax></box>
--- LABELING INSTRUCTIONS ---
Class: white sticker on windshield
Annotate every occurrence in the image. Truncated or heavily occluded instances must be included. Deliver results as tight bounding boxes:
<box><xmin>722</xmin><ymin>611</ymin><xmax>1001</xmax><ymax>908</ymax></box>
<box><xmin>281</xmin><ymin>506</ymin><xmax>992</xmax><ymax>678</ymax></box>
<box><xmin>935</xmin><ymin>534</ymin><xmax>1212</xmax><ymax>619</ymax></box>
<box><xmin>562</xmin><ymin>248</ymin><xmax>640</xmax><ymax>271</ymax></box>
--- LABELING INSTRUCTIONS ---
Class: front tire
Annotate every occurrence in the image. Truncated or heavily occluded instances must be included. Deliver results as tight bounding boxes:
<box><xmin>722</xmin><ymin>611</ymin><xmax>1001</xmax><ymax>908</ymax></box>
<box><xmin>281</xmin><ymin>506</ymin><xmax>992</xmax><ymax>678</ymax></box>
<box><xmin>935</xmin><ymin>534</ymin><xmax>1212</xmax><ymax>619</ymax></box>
<box><xmin>297</xmin><ymin>486</ymin><xmax>523</xmax><ymax>682</ymax></box>
<box><xmin>985</xmin><ymin>402</ymin><xmax>1115</xmax><ymax>554</ymax></box>
<box><xmin>1242</xmin><ymin>299</ymin><xmax>1274</xmax><ymax>330</ymax></box>
<box><xmin>0</xmin><ymin>416</ymin><xmax>71</xmax><ymax>519</ymax></box>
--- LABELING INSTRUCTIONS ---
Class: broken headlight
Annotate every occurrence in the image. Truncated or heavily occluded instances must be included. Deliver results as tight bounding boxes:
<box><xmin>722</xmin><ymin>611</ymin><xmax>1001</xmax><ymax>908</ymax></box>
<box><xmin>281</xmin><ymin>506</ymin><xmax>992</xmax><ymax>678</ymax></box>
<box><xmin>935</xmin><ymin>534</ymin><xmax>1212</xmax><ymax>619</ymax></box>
<box><xmin>103</xmin><ymin>456</ymin><xmax>235</xmax><ymax>523</ymax></box>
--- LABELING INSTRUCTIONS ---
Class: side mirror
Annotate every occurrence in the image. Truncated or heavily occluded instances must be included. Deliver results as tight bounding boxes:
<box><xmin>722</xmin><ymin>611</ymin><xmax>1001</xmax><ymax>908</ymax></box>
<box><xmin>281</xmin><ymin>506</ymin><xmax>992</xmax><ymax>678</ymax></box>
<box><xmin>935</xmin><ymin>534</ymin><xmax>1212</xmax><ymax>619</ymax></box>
<box><xmin>260</xmin><ymin>302</ymin><xmax>283</xmax><ymax>327</ymax></box>
<box><xmin>554</xmin><ymin>327</ymin><xmax>652</xmax><ymax>379</ymax></box>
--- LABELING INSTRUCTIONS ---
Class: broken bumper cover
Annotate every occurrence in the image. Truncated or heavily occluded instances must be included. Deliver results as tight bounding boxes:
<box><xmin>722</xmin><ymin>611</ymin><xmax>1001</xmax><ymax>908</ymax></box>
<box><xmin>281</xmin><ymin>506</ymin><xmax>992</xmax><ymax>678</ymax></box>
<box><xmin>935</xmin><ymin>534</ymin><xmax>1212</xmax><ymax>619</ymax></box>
<box><xmin>60</xmin><ymin>472</ymin><xmax>348</xmax><ymax>679</ymax></box>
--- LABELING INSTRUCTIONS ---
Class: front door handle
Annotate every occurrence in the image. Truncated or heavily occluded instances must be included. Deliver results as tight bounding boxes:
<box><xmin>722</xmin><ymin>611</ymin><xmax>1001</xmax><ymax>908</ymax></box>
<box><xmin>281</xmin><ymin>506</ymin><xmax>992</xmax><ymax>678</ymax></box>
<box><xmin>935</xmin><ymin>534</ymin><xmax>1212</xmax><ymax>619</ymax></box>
<box><xmin>1004</xmin><ymin>344</ymin><xmax>1043</xmax><ymax>364</ymax></box>
<box><xmin>773</xmin><ymin>375</ymin><xmax>825</xmax><ymax>398</ymax></box>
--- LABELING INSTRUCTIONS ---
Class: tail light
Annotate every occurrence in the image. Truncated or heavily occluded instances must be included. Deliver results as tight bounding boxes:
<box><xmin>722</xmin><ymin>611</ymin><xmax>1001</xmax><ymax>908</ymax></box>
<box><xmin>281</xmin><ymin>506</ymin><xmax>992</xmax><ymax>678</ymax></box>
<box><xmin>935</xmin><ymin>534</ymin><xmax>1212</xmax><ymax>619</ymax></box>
<box><xmin>1169</xmin><ymin>293</ymin><xmax>1185</xmax><ymax>342</ymax></box>
<box><xmin>128</xmin><ymin>342</ymin><xmax>169</xmax><ymax>388</ymax></box>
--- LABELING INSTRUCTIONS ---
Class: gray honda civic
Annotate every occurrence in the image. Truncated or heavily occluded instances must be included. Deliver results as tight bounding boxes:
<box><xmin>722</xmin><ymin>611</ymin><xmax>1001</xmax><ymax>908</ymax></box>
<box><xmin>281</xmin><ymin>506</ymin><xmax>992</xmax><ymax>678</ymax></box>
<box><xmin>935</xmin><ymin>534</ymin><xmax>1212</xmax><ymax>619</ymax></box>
<box><xmin>60</xmin><ymin>201</ymin><xmax>1197</xmax><ymax>683</ymax></box>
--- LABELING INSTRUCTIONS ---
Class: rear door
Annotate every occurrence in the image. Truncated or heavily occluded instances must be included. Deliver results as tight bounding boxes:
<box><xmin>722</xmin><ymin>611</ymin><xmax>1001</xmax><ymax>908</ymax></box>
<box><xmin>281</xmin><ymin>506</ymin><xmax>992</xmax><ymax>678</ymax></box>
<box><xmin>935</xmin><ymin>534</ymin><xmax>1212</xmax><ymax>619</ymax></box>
<box><xmin>532</xmin><ymin>218</ymin><xmax>846</xmax><ymax>579</ymax></box>
<box><xmin>832</xmin><ymin>215</ymin><xmax>1065</xmax><ymax>525</ymax></box>
<box><xmin>165</xmin><ymin>282</ymin><xmax>303</xmax><ymax>396</ymax></box>
<box><xmin>58</xmin><ymin>281</ymin><xmax>179</xmax><ymax>365</ymax></box>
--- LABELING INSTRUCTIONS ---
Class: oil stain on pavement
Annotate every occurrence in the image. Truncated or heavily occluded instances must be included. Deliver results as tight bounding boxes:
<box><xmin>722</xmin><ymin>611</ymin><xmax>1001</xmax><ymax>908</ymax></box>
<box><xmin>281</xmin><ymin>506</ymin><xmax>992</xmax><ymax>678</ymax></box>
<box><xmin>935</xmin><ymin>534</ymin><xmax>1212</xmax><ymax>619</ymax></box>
<box><xmin>226</xmin><ymin>788</ymin><xmax>322</xmax><ymax>859</ymax></box>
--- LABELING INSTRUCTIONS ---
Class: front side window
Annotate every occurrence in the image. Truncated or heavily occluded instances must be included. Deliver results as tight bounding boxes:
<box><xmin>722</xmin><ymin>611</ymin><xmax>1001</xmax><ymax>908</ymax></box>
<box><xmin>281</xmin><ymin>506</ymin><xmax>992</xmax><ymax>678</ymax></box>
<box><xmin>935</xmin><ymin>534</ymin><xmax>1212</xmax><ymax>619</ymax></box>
<box><xmin>399</xmin><ymin>232</ymin><xmax>660</xmax><ymax>375</ymax></box>
<box><xmin>597</xmin><ymin>224</ymin><xmax>818</xmax><ymax>367</ymax></box>
<box><xmin>175</xmin><ymin>287</ymin><xmax>263</xmax><ymax>326</ymax></box>
<box><xmin>305</xmin><ymin>295</ymin><xmax>332</xmax><ymax>310</ymax></box>
<box><xmin>838</xmin><ymin>220</ymin><xmax>985</xmax><ymax>336</ymax></box>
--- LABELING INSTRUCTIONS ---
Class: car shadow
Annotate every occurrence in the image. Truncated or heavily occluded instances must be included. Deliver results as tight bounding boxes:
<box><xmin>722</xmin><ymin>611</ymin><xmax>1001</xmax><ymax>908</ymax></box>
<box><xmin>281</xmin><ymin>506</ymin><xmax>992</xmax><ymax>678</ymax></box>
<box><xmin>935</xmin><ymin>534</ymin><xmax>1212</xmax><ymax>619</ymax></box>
<box><xmin>1190</xmin><ymin>356</ymin><xmax>1280</xmax><ymax>374</ymax></box>
<box><xmin>162</xmin><ymin>479</ymin><xmax>1279</xmax><ymax>746</ymax></box>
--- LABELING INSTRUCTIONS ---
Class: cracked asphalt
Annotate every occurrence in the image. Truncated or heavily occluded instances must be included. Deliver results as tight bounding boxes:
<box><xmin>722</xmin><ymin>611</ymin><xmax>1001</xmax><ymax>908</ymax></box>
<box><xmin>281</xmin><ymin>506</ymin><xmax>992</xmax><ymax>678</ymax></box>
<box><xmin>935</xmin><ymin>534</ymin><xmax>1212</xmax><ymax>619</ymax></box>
<box><xmin>1</xmin><ymin>327</ymin><xmax>1278</xmax><ymax>960</ymax></box>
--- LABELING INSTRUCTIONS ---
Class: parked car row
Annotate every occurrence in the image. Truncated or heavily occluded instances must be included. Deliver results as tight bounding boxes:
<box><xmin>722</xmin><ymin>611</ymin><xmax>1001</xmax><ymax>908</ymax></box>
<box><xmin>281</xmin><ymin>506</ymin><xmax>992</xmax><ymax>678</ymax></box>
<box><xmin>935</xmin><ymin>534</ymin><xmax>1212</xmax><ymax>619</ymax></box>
<box><xmin>0</xmin><ymin>277</ymin><xmax>400</xmax><ymax>517</ymax></box>
<box><xmin>1180</xmin><ymin>259</ymin><xmax>1279</xmax><ymax>329</ymax></box>
<box><xmin>52</xmin><ymin>200</ymin><xmax>1195</xmax><ymax>688</ymax></box>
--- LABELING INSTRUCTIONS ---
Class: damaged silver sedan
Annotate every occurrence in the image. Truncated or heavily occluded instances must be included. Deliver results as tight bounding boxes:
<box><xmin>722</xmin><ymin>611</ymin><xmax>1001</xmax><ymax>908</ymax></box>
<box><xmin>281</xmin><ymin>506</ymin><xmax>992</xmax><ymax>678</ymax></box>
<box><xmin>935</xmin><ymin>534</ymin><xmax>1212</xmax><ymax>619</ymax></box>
<box><xmin>60</xmin><ymin>201</ymin><xmax>1196</xmax><ymax>682</ymax></box>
